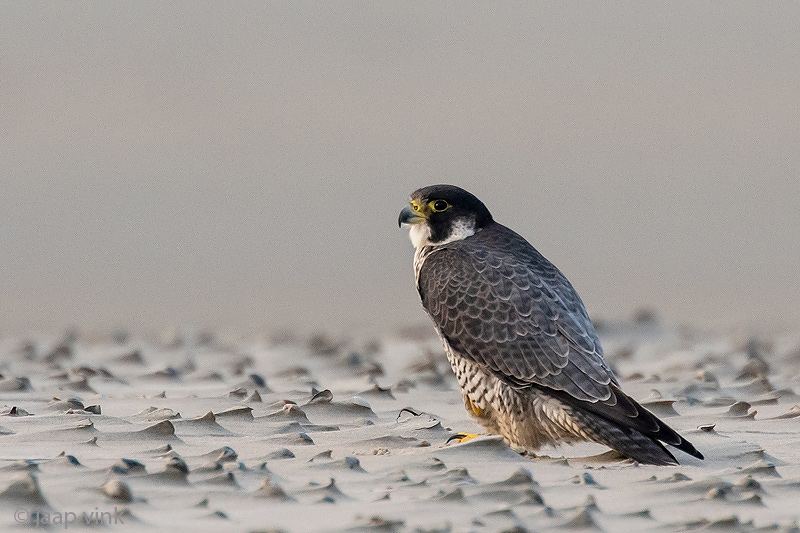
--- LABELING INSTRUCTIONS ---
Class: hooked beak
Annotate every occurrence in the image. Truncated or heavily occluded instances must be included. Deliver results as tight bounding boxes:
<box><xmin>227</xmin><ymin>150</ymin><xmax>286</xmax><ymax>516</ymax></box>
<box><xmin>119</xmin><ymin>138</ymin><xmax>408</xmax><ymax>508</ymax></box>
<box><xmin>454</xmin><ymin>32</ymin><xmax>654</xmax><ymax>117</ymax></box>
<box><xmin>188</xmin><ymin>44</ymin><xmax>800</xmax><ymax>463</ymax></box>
<box><xmin>398</xmin><ymin>205</ymin><xmax>425</xmax><ymax>227</ymax></box>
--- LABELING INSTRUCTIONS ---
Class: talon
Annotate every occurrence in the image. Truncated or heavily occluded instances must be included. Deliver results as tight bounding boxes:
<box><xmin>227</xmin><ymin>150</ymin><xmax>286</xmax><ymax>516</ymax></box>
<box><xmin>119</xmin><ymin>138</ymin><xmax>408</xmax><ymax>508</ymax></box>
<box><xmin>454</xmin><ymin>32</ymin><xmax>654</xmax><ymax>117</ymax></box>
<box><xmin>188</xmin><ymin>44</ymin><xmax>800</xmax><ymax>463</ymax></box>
<box><xmin>447</xmin><ymin>433</ymin><xmax>481</xmax><ymax>444</ymax></box>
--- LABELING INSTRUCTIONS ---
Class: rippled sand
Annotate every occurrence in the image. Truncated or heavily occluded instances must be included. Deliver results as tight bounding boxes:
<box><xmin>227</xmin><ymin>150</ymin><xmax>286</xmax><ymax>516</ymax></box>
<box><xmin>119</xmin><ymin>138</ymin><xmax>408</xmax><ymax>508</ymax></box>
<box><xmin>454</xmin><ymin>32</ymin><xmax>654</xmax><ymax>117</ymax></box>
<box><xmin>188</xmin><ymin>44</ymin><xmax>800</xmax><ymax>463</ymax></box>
<box><xmin>1</xmin><ymin>323</ymin><xmax>799</xmax><ymax>532</ymax></box>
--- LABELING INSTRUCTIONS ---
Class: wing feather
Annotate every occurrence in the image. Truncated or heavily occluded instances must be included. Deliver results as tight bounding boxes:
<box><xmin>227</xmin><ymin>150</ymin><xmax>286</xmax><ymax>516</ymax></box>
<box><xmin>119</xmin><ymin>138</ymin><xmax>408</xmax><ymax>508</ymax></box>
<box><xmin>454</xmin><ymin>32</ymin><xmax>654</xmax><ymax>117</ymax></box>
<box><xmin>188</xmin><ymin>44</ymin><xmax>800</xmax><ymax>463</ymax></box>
<box><xmin>417</xmin><ymin>223</ymin><xmax>614</xmax><ymax>402</ymax></box>
<box><xmin>416</xmin><ymin>222</ymin><xmax>704</xmax><ymax>461</ymax></box>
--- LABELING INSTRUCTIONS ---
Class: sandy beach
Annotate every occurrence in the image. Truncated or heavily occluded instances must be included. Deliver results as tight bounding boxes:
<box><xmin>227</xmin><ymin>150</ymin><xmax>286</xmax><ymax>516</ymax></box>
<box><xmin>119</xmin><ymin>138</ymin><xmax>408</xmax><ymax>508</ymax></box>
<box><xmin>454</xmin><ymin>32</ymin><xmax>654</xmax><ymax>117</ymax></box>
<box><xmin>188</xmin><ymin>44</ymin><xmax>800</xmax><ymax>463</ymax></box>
<box><xmin>4</xmin><ymin>2</ymin><xmax>800</xmax><ymax>531</ymax></box>
<box><xmin>0</xmin><ymin>322</ymin><xmax>798</xmax><ymax>531</ymax></box>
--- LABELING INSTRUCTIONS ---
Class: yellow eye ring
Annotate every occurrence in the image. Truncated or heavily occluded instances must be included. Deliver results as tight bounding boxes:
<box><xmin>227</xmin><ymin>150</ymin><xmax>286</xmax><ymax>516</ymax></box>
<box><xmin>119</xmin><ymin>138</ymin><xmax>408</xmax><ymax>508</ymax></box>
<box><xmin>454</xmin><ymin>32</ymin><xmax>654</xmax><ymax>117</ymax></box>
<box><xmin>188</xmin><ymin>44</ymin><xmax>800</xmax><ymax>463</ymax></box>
<box><xmin>430</xmin><ymin>200</ymin><xmax>451</xmax><ymax>212</ymax></box>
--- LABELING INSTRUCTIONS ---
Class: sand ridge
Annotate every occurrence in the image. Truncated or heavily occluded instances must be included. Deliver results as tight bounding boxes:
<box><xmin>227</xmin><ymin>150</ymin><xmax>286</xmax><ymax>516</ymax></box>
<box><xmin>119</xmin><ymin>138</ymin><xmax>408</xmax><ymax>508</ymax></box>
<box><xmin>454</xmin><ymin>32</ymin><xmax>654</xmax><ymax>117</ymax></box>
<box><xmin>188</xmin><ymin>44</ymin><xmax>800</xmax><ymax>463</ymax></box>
<box><xmin>1</xmin><ymin>324</ymin><xmax>799</xmax><ymax>532</ymax></box>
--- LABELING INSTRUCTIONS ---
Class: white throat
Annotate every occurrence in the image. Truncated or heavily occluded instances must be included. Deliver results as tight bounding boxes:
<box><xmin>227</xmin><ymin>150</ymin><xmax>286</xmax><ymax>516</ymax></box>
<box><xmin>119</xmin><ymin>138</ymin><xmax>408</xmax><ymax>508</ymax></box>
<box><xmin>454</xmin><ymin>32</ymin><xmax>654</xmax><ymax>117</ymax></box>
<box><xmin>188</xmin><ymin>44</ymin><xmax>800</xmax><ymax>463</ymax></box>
<box><xmin>408</xmin><ymin>224</ymin><xmax>432</xmax><ymax>249</ymax></box>
<box><xmin>407</xmin><ymin>217</ymin><xmax>477</xmax><ymax>250</ymax></box>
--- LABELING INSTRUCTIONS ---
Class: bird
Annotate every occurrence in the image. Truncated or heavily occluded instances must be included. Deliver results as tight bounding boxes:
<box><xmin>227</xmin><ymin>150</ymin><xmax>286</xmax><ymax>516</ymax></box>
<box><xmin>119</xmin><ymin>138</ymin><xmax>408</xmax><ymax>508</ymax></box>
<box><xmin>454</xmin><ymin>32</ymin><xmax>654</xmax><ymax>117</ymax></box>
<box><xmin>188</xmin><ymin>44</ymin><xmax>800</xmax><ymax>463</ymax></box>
<box><xmin>398</xmin><ymin>184</ymin><xmax>703</xmax><ymax>465</ymax></box>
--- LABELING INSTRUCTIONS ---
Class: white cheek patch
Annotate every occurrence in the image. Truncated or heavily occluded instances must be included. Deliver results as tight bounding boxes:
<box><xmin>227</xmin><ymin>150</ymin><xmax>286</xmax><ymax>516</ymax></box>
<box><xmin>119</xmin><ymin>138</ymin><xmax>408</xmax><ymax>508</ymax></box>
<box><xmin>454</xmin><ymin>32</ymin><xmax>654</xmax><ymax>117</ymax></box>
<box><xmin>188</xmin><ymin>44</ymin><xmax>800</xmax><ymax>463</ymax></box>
<box><xmin>408</xmin><ymin>224</ymin><xmax>431</xmax><ymax>248</ymax></box>
<box><xmin>439</xmin><ymin>218</ymin><xmax>476</xmax><ymax>245</ymax></box>
<box><xmin>406</xmin><ymin>217</ymin><xmax>476</xmax><ymax>249</ymax></box>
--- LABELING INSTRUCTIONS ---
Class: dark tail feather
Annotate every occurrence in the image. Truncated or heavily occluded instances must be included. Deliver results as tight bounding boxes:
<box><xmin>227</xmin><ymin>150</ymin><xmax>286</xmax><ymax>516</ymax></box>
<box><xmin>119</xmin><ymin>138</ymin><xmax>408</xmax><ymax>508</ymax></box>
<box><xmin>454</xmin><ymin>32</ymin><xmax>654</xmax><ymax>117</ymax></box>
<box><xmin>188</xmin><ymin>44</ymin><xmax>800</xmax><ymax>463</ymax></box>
<box><xmin>570</xmin><ymin>407</ymin><xmax>679</xmax><ymax>465</ymax></box>
<box><xmin>552</xmin><ymin>384</ymin><xmax>704</xmax><ymax>464</ymax></box>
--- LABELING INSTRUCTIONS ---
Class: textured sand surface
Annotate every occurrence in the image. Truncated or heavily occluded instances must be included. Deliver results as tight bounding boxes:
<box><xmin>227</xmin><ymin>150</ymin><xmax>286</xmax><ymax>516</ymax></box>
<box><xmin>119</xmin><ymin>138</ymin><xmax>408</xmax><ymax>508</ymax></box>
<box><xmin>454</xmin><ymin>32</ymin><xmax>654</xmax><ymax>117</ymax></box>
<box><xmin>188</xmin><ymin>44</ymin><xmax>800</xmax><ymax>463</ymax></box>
<box><xmin>1</xmin><ymin>323</ymin><xmax>800</xmax><ymax>532</ymax></box>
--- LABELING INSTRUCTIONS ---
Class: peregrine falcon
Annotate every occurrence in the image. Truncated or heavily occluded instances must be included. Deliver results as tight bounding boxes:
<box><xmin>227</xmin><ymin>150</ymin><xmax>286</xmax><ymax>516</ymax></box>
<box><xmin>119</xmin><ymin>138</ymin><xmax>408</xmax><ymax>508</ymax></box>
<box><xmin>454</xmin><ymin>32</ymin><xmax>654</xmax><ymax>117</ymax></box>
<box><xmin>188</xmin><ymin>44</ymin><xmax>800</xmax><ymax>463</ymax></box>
<box><xmin>398</xmin><ymin>184</ymin><xmax>703</xmax><ymax>465</ymax></box>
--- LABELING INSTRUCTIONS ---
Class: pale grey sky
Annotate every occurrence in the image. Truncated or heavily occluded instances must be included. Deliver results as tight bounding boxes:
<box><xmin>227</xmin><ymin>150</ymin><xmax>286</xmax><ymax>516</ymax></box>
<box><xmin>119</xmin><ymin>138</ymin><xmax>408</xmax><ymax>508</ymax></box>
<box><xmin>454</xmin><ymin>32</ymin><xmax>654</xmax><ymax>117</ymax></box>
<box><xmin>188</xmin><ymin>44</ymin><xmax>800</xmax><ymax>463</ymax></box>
<box><xmin>1</xmin><ymin>3</ymin><xmax>799</xmax><ymax>335</ymax></box>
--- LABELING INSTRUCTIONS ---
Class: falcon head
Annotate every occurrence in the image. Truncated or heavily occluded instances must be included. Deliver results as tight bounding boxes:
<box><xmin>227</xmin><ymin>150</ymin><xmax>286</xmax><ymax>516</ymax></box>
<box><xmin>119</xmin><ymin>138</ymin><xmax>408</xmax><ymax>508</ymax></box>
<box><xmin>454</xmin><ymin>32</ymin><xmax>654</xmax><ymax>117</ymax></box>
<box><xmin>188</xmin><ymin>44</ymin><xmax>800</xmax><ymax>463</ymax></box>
<box><xmin>399</xmin><ymin>185</ymin><xmax>493</xmax><ymax>248</ymax></box>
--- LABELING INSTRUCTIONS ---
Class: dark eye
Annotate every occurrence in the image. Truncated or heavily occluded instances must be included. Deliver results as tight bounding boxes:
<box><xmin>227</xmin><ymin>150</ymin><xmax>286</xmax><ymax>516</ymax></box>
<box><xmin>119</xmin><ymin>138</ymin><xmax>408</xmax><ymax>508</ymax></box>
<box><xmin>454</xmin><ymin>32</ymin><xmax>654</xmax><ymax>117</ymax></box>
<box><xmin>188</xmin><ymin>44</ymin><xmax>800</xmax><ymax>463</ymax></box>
<box><xmin>432</xmin><ymin>200</ymin><xmax>450</xmax><ymax>212</ymax></box>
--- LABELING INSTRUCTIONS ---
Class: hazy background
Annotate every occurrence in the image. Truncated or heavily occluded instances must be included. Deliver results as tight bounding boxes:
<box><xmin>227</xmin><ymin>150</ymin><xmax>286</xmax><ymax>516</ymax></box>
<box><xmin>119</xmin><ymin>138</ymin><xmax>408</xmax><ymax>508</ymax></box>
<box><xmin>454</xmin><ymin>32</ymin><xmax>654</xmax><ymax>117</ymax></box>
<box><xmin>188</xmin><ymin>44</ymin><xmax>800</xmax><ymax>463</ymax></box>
<box><xmin>2</xmin><ymin>2</ymin><xmax>798</xmax><ymax>336</ymax></box>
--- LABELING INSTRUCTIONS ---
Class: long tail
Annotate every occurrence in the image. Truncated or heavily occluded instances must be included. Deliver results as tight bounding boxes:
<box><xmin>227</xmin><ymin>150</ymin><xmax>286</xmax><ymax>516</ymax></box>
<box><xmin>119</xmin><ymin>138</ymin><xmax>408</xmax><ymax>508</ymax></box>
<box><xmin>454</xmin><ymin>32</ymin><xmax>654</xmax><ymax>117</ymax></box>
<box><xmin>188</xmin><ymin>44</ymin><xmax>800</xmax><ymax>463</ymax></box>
<box><xmin>552</xmin><ymin>384</ymin><xmax>704</xmax><ymax>465</ymax></box>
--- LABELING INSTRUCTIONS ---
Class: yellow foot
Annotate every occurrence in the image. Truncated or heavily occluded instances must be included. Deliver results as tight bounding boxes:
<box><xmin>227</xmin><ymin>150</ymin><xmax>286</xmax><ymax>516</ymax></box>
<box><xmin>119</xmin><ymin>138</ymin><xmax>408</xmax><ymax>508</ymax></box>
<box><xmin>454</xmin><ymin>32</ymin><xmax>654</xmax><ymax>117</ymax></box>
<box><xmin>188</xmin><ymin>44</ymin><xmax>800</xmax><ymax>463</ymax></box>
<box><xmin>467</xmin><ymin>398</ymin><xmax>484</xmax><ymax>417</ymax></box>
<box><xmin>447</xmin><ymin>433</ymin><xmax>481</xmax><ymax>444</ymax></box>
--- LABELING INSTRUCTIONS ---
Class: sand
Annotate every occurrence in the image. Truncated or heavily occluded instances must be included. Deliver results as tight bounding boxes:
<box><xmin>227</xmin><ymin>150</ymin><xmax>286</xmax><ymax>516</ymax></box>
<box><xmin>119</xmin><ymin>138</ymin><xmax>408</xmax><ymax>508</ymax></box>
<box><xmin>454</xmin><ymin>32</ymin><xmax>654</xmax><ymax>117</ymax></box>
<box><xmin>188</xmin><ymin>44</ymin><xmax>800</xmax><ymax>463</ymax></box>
<box><xmin>1</xmin><ymin>322</ymin><xmax>800</xmax><ymax>532</ymax></box>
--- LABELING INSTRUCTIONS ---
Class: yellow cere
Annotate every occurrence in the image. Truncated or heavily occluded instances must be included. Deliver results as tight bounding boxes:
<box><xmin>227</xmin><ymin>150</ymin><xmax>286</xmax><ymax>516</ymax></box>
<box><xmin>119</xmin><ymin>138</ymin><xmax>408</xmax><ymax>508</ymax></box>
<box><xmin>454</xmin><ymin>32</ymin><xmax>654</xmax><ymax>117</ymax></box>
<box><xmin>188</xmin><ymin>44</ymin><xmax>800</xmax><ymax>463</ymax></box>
<box><xmin>410</xmin><ymin>199</ymin><xmax>431</xmax><ymax>218</ymax></box>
